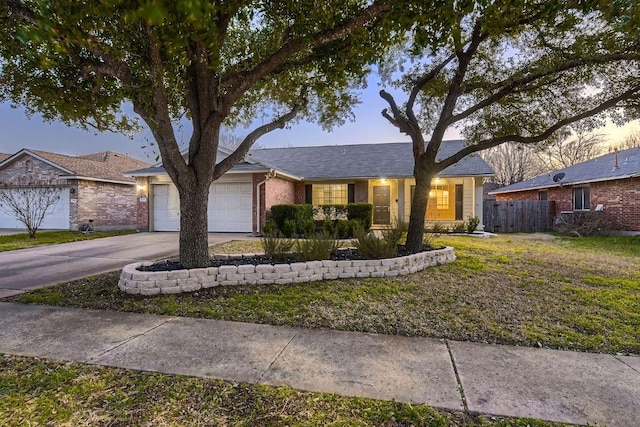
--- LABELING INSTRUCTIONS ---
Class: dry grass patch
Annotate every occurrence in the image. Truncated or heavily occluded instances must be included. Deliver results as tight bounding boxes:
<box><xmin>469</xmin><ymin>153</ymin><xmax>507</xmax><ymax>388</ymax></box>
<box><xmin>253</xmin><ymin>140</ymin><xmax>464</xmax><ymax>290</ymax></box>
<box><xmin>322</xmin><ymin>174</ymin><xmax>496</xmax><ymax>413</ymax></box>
<box><xmin>6</xmin><ymin>234</ymin><xmax>639</xmax><ymax>355</ymax></box>
<box><xmin>0</xmin><ymin>355</ymin><xmax>565</xmax><ymax>427</ymax></box>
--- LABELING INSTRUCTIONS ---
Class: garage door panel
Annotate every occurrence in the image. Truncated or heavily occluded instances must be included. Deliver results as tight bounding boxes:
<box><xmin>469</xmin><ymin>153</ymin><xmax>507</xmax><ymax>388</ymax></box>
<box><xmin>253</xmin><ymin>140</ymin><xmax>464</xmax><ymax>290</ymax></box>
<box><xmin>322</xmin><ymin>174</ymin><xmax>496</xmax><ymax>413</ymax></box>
<box><xmin>153</xmin><ymin>176</ymin><xmax>252</xmax><ymax>232</ymax></box>
<box><xmin>0</xmin><ymin>188</ymin><xmax>69</xmax><ymax>230</ymax></box>
<box><xmin>153</xmin><ymin>184</ymin><xmax>180</xmax><ymax>231</ymax></box>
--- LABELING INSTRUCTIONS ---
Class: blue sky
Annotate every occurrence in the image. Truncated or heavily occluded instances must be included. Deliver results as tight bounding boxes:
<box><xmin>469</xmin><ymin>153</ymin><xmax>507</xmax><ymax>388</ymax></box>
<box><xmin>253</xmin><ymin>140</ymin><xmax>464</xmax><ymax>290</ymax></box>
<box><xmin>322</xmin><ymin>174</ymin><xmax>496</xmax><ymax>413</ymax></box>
<box><xmin>0</xmin><ymin>76</ymin><xmax>636</xmax><ymax>163</ymax></box>
<box><xmin>0</xmin><ymin>79</ymin><xmax>427</xmax><ymax>162</ymax></box>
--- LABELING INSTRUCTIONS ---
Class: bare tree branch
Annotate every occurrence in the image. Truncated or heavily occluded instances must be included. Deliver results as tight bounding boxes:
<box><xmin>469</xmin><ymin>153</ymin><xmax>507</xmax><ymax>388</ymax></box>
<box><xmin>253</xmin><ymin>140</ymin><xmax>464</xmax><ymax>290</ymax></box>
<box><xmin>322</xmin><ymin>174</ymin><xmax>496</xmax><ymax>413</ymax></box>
<box><xmin>214</xmin><ymin>93</ymin><xmax>309</xmax><ymax>180</ymax></box>
<box><xmin>435</xmin><ymin>84</ymin><xmax>640</xmax><ymax>172</ymax></box>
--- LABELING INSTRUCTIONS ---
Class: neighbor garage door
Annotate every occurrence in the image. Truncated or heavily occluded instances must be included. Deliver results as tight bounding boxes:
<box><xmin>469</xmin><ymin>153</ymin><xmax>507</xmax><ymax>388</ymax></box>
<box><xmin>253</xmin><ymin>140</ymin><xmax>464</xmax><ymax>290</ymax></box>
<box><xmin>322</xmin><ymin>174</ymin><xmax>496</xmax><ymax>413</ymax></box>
<box><xmin>152</xmin><ymin>175</ymin><xmax>253</xmax><ymax>232</ymax></box>
<box><xmin>0</xmin><ymin>187</ymin><xmax>70</xmax><ymax>230</ymax></box>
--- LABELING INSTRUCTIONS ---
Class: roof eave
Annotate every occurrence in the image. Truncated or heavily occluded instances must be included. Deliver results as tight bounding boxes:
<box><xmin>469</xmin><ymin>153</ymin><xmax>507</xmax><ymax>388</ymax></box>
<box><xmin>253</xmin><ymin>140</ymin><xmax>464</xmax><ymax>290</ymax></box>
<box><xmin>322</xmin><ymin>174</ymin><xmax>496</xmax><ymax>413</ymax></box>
<box><xmin>490</xmin><ymin>173</ymin><xmax>640</xmax><ymax>195</ymax></box>
<box><xmin>59</xmin><ymin>176</ymin><xmax>135</xmax><ymax>185</ymax></box>
<box><xmin>0</xmin><ymin>149</ymin><xmax>75</xmax><ymax>174</ymax></box>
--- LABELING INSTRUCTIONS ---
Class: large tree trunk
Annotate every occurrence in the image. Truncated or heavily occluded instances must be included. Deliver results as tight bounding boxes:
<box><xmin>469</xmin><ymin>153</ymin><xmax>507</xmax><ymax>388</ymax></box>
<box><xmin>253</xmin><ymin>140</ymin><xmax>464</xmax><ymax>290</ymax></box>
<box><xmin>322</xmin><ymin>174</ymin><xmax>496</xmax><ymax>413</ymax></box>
<box><xmin>406</xmin><ymin>163</ymin><xmax>436</xmax><ymax>252</ymax></box>
<box><xmin>177</xmin><ymin>183</ymin><xmax>211</xmax><ymax>268</ymax></box>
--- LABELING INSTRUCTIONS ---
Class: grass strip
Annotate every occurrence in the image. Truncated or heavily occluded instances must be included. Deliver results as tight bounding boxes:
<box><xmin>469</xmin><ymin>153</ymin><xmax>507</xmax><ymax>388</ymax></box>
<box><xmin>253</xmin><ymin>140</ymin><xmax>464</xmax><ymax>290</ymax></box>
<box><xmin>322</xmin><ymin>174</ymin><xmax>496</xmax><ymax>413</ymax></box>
<box><xmin>0</xmin><ymin>354</ymin><xmax>568</xmax><ymax>427</ymax></box>
<box><xmin>0</xmin><ymin>230</ymin><xmax>137</xmax><ymax>251</ymax></box>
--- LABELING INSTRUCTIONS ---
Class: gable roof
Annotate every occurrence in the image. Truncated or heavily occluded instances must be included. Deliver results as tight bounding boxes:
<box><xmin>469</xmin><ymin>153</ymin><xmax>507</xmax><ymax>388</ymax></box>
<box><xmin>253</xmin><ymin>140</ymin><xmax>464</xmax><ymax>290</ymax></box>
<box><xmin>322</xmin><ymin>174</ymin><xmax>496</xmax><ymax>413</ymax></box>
<box><xmin>125</xmin><ymin>147</ymin><xmax>279</xmax><ymax>177</ymax></box>
<box><xmin>249</xmin><ymin>140</ymin><xmax>494</xmax><ymax>180</ymax></box>
<box><xmin>0</xmin><ymin>153</ymin><xmax>10</xmax><ymax>162</ymax></box>
<box><xmin>0</xmin><ymin>149</ymin><xmax>151</xmax><ymax>184</ymax></box>
<box><xmin>491</xmin><ymin>146</ymin><xmax>640</xmax><ymax>194</ymax></box>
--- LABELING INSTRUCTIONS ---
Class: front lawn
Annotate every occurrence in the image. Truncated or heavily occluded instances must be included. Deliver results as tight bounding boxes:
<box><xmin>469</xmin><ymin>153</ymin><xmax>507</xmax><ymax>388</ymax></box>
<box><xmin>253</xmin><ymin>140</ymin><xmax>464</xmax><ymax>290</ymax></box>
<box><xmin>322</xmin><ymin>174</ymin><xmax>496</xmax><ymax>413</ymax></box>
<box><xmin>5</xmin><ymin>234</ymin><xmax>639</xmax><ymax>355</ymax></box>
<box><xmin>0</xmin><ymin>354</ymin><xmax>566</xmax><ymax>427</ymax></box>
<box><xmin>0</xmin><ymin>230</ymin><xmax>137</xmax><ymax>252</ymax></box>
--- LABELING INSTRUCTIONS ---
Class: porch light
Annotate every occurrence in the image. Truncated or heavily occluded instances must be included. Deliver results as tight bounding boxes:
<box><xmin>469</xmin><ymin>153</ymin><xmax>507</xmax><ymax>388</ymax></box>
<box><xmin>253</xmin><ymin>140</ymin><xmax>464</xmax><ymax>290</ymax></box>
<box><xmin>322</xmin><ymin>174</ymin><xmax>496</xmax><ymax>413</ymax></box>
<box><xmin>435</xmin><ymin>178</ymin><xmax>441</xmax><ymax>183</ymax></box>
<box><xmin>136</xmin><ymin>184</ymin><xmax>146</xmax><ymax>192</ymax></box>
<box><xmin>380</xmin><ymin>178</ymin><xmax>387</xmax><ymax>183</ymax></box>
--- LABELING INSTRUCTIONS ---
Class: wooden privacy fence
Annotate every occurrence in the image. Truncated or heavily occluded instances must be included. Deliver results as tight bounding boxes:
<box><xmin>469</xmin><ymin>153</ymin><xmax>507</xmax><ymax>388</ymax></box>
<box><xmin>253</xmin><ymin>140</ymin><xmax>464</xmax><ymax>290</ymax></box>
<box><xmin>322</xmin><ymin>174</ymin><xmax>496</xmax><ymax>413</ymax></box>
<box><xmin>483</xmin><ymin>200</ymin><xmax>556</xmax><ymax>233</ymax></box>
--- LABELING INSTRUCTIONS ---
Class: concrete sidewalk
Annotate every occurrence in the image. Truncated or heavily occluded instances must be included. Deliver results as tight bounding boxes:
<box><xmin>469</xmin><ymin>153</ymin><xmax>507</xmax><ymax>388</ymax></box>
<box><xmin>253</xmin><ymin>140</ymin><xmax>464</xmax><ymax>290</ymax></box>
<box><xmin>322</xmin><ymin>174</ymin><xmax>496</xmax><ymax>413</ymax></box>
<box><xmin>0</xmin><ymin>302</ymin><xmax>638</xmax><ymax>427</ymax></box>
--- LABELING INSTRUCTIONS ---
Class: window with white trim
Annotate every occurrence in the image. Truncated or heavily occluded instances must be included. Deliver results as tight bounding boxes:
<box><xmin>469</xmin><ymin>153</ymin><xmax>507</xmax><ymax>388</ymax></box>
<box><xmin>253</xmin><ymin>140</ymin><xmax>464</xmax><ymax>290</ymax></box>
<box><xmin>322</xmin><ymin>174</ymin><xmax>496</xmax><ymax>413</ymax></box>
<box><xmin>312</xmin><ymin>184</ymin><xmax>348</xmax><ymax>205</ymax></box>
<box><xmin>429</xmin><ymin>183</ymin><xmax>450</xmax><ymax>209</ymax></box>
<box><xmin>573</xmin><ymin>187</ymin><xmax>590</xmax><ymax>210</ymax></box>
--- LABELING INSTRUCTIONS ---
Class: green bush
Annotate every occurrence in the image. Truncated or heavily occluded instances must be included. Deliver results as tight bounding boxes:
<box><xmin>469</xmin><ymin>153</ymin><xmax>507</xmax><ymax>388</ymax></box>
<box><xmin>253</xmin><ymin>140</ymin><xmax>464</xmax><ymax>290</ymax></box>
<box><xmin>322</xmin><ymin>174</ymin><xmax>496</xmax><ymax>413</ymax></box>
<box><xmin>352</xmin><ymin>226</ymin><xmax>397</xmax><ymax>259</ymax></box>
<box><xmin>269</xmin><ymin>204</ymin><xmax>314</xmax><ymax>237</ymax></box>
<box><xmin>465</xmin><ymin>216</ymin><xmax>480</xmax><ymax>233</ymax></box>
<box><xmin>271</xmin><ymin>203</ymin><xmax>372</xmax><ymax>238</ymax></box>
<box><xmin>282</xmin><ymin>219</ymin><xmax>297</xmax><ymax>238</ymax></box>
<box><xmin>295</xmin><ymin>233</ymin><xmax>339</xmax><ymax>261</ymax></box>
<box><xmin>381</xmin><ymin>217</ymin><xmax>408</xmax><ymax>248</ymax></box>
<box><xmin>346</xmin><ymin>203</ymin><xmax>373</xmax><ymax>230</ymax></box>
<box><xmin>452</xmin><ymin>221</ymin><xmax>466</xmax><ymax>233</ymax></box>
<box><xmin>260</xmin><ymin>233</ymin><xmax>294</xmax><ymax>259</ymax></box>
<box><xmin>322</xmin><ymin>218</ymin><xmax>336</xmax><ymax>235</ymax></box>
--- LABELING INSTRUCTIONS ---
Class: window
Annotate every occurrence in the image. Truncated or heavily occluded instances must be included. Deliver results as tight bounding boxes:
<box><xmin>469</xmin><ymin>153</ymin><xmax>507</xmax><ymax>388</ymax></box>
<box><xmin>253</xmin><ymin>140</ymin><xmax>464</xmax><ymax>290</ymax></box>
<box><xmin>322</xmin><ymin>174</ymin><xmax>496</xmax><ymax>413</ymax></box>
<box><xmin>312</xmin><ymin>184</ymin><xmax>348</xmax><ymax>205</ymax></box>
<box><xmin>573</xmin><ymin>187</ymin><xmax>590</xmax><ymax>210</ymax></box>
<box><xmin>429</xmin><ymin>183</ymin><xmax>450</xmax><ymax>209</ymax></box>
<box><xmin>538</xmin><ymin>191</ymin><xmax>548</xmax><ymax>201</ymax></box>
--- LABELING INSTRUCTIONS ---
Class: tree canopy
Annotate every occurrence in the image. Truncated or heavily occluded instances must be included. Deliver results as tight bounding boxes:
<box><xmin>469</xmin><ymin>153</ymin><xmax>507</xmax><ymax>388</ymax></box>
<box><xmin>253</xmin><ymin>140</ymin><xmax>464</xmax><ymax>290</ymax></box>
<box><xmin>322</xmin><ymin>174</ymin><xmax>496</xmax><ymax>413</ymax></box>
<box><xmin>0</xmin><ymin>0</ymin><xmax>403</xmax><ymax>267</ymax></box>
<box><xmin>378</xmin><ymin>0</ymin><xmax>640</xmax><ymax>250</ymax></box>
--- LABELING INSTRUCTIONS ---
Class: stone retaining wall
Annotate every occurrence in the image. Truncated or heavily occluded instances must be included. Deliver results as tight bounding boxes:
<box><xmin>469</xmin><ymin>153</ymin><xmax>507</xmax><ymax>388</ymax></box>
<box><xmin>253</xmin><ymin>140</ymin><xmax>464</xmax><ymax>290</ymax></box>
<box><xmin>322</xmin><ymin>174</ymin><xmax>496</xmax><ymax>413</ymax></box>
<box><xmin>118</xmin><ymin>247</ymin><xmax>456</xmax><ymax>295</ymax></box>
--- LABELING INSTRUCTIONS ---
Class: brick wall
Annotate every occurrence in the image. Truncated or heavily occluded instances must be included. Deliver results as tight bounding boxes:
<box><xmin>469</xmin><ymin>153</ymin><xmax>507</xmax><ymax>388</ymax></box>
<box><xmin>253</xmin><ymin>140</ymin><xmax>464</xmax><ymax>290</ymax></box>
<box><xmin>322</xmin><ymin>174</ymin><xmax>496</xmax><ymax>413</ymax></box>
<box><xmin>496</xmin><ymin>177</ymin><xmax>640</xmax><ymax>231</ymax></box>
<box><xmin>135</xmin><ymin>177</ymin><xmax>149</xmax><ymax>231</ymax></box>
<box><xmin>0</xmin><ymin>155</ymin><xmax>64</xmax><ymax>185</ymax></box>
<box><xmin>76</xmin><ymin>180</ymin><xmax>138</xmax><ymax>230</ymax></box>
<box><xmin>253</xmin><ymin>174</ymin><xmax>296</xmax><ymax>231</ymax></box>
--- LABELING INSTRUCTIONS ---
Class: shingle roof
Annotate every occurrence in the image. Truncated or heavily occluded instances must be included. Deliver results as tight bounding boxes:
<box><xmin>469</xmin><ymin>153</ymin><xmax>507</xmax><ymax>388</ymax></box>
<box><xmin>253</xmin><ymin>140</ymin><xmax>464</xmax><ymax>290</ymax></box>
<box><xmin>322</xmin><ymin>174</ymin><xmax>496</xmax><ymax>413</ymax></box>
<box><xmin>0</xmin><ymin>153</ymin><xmax>10</xmax><ymax>162</ymax></box>
<box><xmin>491</xmin><ymin>146</ymin><xmax>640</xmax><ymax>194</ymax></box>
<box><xmin>248</xmin><ymin>140</ymin><xmax>494</xmax><ymax>179</ymax></box>
<box><xmin>1</xmin><ymin>149</ymin><xmax>151</xmax><ymax>183</ymax></box>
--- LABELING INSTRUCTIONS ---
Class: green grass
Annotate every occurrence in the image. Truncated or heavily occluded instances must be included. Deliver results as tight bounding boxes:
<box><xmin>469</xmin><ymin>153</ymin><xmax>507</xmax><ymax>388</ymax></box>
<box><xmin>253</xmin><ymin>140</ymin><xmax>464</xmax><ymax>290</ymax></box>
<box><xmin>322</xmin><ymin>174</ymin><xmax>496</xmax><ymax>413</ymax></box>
<box><xmin>6</xmin><ymin>234</ymin><xmax>640</xmax><ymax>355</ymax></box>
<box><xmin>0</xmin><ymin>230</ymin><xmax>137</xmax><ymax>251</ymax></box>
<box><xmin>0</xmin><ymin>354</ymin><xmax>568</xmax><ymax>427</ymax></box>
<box><xmin>556</xmin><ymin>234</ymin><xmax>640</xmax><ymax>257</ymax></box>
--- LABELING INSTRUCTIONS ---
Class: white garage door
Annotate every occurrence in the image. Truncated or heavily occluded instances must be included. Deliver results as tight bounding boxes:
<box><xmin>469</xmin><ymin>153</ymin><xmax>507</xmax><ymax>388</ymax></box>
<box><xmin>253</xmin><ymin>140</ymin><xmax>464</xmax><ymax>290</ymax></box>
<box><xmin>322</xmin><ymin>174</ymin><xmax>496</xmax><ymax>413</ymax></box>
<box><xmin>153</xmin><ymin>176</ymin><xmax>253</xmax><ymax>232</ymax></box>
<box><xmin>0</xmin><ymin>187</ymin><xmax>70</xmax><ymax>230</ymax></box>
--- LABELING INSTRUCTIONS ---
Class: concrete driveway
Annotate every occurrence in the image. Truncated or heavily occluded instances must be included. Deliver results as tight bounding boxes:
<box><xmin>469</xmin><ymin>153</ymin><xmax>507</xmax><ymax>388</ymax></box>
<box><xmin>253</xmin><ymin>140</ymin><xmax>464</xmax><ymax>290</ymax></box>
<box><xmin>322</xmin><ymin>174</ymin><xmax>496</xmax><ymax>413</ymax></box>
<box><xmin>0</xmin><ymin>232</ymin><xmax>255</xmax><ymax>298</ymax></box>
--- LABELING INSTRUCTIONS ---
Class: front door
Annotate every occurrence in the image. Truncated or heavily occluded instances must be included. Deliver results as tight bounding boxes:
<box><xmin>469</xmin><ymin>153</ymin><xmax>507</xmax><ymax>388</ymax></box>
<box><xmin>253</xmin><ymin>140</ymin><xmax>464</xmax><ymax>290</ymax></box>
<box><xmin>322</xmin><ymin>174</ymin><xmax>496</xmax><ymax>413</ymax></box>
<box><xmin>373</xmin><ymin>185</ymin><xmax>390</xmax><ymax>225</ymax></box>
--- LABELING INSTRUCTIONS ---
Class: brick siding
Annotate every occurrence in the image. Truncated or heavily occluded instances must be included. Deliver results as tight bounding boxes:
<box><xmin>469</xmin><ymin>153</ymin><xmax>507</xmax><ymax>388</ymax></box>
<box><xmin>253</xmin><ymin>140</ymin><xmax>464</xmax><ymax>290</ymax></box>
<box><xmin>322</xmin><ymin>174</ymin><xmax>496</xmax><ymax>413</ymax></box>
<box><xmin>75</xmin><ymin>180</ymin><xmax>138</xmax><ymax>230</ymax></box>
<box><xmin>0</xmin><ymin>155</ymin><xmax>64</xmax><ymax>185</ymax></box>
<box><xmin>496</xmin><ymin>177</ymin><xmax>640</xmax><ymax>231</ymax></box>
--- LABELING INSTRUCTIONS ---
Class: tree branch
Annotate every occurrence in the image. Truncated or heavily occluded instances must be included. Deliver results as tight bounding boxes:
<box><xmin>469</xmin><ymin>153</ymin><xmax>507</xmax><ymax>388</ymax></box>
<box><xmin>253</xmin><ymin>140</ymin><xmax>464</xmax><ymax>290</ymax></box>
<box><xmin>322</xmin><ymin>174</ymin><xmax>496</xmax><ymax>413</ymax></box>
<box><xmin>214</xmin><ymin>93</ymin><xmax>309</xmax><ymax>180</ymax></box>
<box><xmin>405</xmin><ymin>53</ymin><xmax>456</xmax><ymax>125</ymax></box>
<box><xmin>222</xmin><ymin>0</ymin><xmax>390</xmax><ymax>105</ymax></box>
<box><xmin>435</xmin><ymin>84</ymin><xmax>640</xmax><ymax>172</ymax></box>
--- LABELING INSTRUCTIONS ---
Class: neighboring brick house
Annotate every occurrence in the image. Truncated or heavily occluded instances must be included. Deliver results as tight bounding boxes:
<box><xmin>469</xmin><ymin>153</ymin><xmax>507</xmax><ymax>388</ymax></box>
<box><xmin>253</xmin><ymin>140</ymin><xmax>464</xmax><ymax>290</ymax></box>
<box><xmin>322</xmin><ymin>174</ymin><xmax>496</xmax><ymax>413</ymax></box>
<box><xmin>127</xmin><ymin>141</ymin><xmax>494</xmax><ymax>233</ymax></box>
<box><xmin>0</xmin><ymin>149</ymin><xmax>150</xmax><ymax>230</ymax></box>
<box><xmin>490</xmin><ymin>147</ymin><xmax>640</xmax><ymax>232</ymax></box>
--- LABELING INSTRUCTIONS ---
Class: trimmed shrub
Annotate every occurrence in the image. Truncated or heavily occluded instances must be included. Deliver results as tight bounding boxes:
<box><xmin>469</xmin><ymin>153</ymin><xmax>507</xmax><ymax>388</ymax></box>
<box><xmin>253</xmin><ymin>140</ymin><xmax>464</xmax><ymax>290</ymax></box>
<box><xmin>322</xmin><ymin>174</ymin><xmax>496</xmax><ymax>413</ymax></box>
<box><xmin>270</xmin><ymin>204</ymin><xmax>314</xmax><ymax>237</ymax></box>
<box><xmin>346</xmin><ymin>203</ymin><xmax>373</xmax><ymax>230</ymax></box>
<box><xmin>271</xmin><ymin>203</ymin><xmax>372</xmax><ymax>238</ymax></box>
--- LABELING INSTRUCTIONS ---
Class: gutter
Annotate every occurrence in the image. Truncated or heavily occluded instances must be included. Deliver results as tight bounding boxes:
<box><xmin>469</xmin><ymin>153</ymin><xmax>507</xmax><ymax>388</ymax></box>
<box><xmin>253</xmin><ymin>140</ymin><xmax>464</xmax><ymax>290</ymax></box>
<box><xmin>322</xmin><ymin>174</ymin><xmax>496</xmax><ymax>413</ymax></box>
<box><xmin>490</xmin><ymin>173</ymin><xmax>640</xmax><ymax>195</ymax></box>
<box><xmin>256</xmin><ymin>169</ymin><xmax>277</xmax><ymax>235</ymax></box>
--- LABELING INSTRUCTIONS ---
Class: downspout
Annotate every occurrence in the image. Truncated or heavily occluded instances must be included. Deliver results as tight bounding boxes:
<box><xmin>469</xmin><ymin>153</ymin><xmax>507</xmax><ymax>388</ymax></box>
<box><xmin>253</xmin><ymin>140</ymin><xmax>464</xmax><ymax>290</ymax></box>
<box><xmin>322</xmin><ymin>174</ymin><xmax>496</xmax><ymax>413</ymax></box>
<box><xmin>256</xmin><ymin>169</ymin><xmax>276</xmax><ymax>235</ymax></box>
